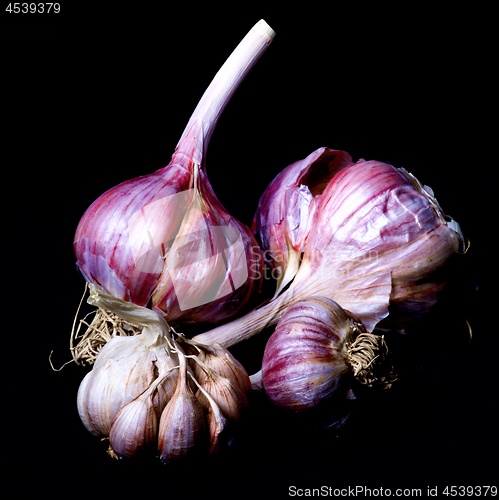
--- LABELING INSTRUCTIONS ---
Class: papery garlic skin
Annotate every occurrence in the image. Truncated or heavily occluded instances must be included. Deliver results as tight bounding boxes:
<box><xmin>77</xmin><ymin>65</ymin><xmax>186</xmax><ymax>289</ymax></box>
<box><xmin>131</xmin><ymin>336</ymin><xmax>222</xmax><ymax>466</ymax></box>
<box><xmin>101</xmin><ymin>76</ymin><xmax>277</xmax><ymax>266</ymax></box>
<box><xmin>157</xmin><ymin>347</ymin><xmax>208</xmax><ymax>463</ymax></box>
<box><xmin>291</xmin><ymin>158</ymin><xmax>465</xmax><ymax>331</ymax></box>
<box><xmin>252</xmin><ymin>147</ymin><xmax>353</xmax><ymax>296</ymax></box>
<box><xmin>194</xmin><ymin>148</ymin><xmax>465</xmax><ymax>348</ymax></box>
<box><xmin>77</xmin><ymin>333</ymin><xmax>177</xmax><ymax>439</ymax></box>
<box><xmin>196</xmin><ymin>371</ymin><xmax>249</xmax><ymax>422</ymax></box>
<box><xmin>190</xmin><ymin>342</ymin><xmax>252</xmax><ymax>395</ymax></box>
<box><xmin>261</xmin><ymin>296</ymin><xmax>362</xmax><ymax>412</ymax></box>
<box><xmin>108</xmin><ymin>390</ymin><xmax>159</xmax><ymax>459</ymax></box>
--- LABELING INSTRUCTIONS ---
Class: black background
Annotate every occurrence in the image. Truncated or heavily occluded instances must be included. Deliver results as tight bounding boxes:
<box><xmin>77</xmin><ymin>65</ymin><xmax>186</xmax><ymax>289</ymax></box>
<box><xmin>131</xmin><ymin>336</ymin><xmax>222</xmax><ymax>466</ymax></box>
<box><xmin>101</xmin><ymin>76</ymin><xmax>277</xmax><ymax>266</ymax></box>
<box><xmin>3</xmin><ymin>3</ymin><xmax>497</xmax><ymax>498</ymax></box>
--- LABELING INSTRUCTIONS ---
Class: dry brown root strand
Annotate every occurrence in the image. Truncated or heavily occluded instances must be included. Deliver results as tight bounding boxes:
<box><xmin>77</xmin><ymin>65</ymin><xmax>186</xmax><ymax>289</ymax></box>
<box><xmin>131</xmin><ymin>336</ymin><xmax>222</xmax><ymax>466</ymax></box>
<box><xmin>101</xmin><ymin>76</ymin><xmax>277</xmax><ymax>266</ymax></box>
<box><xmin>344</xmin><ymin>332</ymin><xmax>398</xmax><ymax>389</ymax></box>
<box><xmin>67</xmin><ymin>283</ymin><xmax>141</xmax><ymax>366</ymax></box>
<box><xmin>70</xmin><ymin>306</ymin><xmax>142</xmax><ymax>366</ymax></box>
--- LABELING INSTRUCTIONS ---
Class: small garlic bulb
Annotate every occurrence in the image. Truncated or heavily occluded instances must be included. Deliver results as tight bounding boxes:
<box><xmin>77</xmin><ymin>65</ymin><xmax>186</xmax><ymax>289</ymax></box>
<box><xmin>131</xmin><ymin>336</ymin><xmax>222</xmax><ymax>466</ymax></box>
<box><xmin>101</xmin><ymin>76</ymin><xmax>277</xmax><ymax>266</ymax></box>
<box><xmin>261</xmin><ymin>296</ymin><xmax>396</xmax><ymax>416</ymax></box>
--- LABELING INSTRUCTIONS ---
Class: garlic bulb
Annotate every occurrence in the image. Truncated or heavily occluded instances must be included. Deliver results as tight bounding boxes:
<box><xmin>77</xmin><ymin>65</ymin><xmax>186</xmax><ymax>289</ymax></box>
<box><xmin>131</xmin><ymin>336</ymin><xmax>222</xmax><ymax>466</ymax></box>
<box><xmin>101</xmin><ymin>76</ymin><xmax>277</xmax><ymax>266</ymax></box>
<box><xmin>261</xmin><ymin>296</ymin><xmax>395</xmax><ymax>414</ymax></box>
<box><xmin>73</xmin><ymin>20</ymin><xmax>274</xmax><ymax>330</ymax></box>
<box><xmin>193</xmin><ymin>148</ymin><xmax>465</xmax><ymax>347</ymax></box>
<box><xmin>290</xmin><ymin>155</ymin><xmax>466</xmax><ymax>332</ymax></box>
<box><xmin>76</xmin><ymin>285</ymin><xmax>251</xmax><ymax>460</ymax></box>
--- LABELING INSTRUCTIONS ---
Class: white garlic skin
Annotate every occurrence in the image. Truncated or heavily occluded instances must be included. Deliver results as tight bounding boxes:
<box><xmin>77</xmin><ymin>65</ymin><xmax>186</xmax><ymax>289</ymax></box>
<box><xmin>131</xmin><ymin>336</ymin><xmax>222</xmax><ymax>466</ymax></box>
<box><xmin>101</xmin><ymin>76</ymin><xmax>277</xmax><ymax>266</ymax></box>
<box><xmin>108</xmin><ymin>392</ymin><xmax>158</xmax><ymax>459</ymax></box>
<box><xmin>191</xmin><ymin>343</ymin><xmax>251</xmax><ymax>395</ymax></box>
<box><xmin>157</xmin><ymin>378</ymin><xmax>207</xmax><ymax>463</ymax></box>
<box><xmin>77</xmin><ymin>335</ymin><xmax>177</xmax><ymax>438</ymax></box>
<box><xmin>205</xmin><ymin>402</ymin><xmax>229</xmax><ymax>455</ymax></box>
<box><xmin>196</xmin><ymin>372</ymin><xmax>249</xmax><ymax>422</ymax></box>
<box><xmin>261</xmin><ymin>296</ymin><xmax>360</xmax><ymax>412</ymax></box>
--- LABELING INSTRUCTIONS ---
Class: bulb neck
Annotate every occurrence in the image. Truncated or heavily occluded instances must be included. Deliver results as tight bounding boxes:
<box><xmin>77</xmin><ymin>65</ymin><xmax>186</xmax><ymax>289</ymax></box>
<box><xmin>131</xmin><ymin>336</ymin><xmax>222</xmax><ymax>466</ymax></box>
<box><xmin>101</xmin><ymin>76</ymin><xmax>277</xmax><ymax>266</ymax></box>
<box><xmin>176</xmin><ymin>19</ymin><xmax>275</xmax><ymax>165</ymax></box>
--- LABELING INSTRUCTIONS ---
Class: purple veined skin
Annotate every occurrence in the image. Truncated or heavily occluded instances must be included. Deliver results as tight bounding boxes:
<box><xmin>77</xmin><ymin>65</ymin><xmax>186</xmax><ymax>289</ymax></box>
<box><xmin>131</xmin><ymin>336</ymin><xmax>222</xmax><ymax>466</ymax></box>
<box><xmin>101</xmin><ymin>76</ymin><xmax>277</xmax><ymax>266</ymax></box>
<box><xmin>252</xmin><ymin>147</ymin><xmax>354</xmax><ymax>296</ymax></box>
<box><xmin>74</xmin><ymin>131</ymin><xmax>264</xmax><ymax>324</ymax></box>
<box><xmin>290</xmin><ymin>157</ymin><xmax>466</xmax><ymax>332</ymax></box>
<box><xmin>73</xmin><ymin>20</ymin><xmax>275</xmax><ymax>325</ymax></box>
<box><xmin>193</xmin><ymin>148</ymin><xmax>465</xmax><ymax>347</ymax></box>
<box><xmin>261</xmin><ymin>296</ymin><xmax>360</xmax><ymax>412</ymax></box>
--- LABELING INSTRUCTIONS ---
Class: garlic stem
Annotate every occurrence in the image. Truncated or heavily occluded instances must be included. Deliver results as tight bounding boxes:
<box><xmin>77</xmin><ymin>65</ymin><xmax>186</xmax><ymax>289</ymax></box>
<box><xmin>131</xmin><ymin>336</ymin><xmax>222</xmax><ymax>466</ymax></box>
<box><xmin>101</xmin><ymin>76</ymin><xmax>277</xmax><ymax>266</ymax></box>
<box><xmin>192</xmin><ymin>287</ymin><xmax>294</xmax><ymax>348</ymax></box>
<box><xmin>184</xmin><ymin>354</ymin><xmax>214</xmax><ymax>375</ymax></box>
<box><xmin>176</xmin><ymin>19</ymin><xmax>275</xmax><ymax>163</ymax></box>
<box><xmin>175</xmin><ymin>343</ymin><xmax>189</xmax><ymax>388</ymax></box>
<box><xmin>249</xmin><ymin>369</ymin><xmax>263</xmax><ymax>392</ymax></box>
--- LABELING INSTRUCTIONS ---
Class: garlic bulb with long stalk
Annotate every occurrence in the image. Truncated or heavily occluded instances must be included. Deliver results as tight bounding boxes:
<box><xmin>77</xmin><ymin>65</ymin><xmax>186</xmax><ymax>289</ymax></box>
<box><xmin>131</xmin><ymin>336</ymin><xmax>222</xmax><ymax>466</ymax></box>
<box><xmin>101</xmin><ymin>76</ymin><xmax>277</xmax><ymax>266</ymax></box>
<box><xmin>72</xmin><ymin>20</ymin><xmax>274</xmax><ymax>365</ymax></box>
<box><xmin>193</xmin><ymin>148</ymin><xmax>466</xmax><ymax>348</ymax></box>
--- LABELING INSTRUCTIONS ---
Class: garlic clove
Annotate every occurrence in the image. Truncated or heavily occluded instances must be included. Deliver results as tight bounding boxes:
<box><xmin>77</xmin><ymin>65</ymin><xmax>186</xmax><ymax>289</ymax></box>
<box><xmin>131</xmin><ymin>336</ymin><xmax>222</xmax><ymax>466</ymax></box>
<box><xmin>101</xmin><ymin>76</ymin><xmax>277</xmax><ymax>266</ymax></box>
<box><xmin>189</xmin><ymin>342</ymin><xmax>252</xmax><ymax>395</ymax></box>
<box><xmin>157</xmin><ymin>347</ymin><xmax>208</xmax><ymax>463</ymax></box>
<box><xmin>192</xmin><ymin>377</ymin><xmax>232</xmax><ymax>456</ymax></box>
<box><xmin>77</xmin><ymin>333</ymin><xmax>177</xmax><ymax>438</ymax></box>
<box><xmin>76</xmin><ymin>370</ymin><xmax>101</xmax><ymax>437</ymax></box>
<box><xmin>157</xmin><ymin>379</ymin><xmax>207</xmax><ymax>464</ymax></box>
<box><xmin>205</xmin><ymin>401</ymin><xmax>230</xmax><ymax>456</ymax></box>
<box><xmin>108</xmin><ymin>390</ymin><xmax>158</xmax><ymax>459</ymax></box>
<box><xmin>196</xmin><ymin>371</ymin><xmax>249</xmax><ymax>422</ymax></box>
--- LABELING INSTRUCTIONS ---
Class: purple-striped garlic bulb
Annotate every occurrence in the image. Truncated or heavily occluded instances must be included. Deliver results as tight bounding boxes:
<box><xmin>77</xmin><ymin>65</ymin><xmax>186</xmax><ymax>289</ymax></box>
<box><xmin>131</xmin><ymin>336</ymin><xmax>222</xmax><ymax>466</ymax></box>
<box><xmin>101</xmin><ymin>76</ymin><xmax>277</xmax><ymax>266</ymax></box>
<box><xmin>72</xmin><ymin>21</ymin><xmax>274</xmax><ymax>358</ymax></box>
<box><xmin>261</xmin><ymin>296</ymin><xmax>395</xmax><ymax>416</ymax></box>
<box><xmin>193</xmin><ymin>147</ymin><xmax>465</xmax><ymax>348</ymax></box>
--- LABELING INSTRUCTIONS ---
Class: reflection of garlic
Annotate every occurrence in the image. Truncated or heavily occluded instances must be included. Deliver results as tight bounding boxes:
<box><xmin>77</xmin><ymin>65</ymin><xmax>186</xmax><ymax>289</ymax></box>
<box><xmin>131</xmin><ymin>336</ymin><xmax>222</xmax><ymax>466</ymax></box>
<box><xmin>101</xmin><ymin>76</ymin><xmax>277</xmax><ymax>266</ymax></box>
<box><xmin>76</xmin><ymin>284</ymin><xmax>251</xmax><ymax>461</ymax></box>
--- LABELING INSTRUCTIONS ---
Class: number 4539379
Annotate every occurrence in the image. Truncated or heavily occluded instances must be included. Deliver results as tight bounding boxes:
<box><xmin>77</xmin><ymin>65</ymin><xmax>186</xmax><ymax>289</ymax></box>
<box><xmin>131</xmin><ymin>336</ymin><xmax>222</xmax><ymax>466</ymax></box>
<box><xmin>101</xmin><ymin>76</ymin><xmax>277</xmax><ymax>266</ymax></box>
<box><xmin>5</xmin><ymin>3</ymin><xmax>61</xmax><ymax>13</ymax></box>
